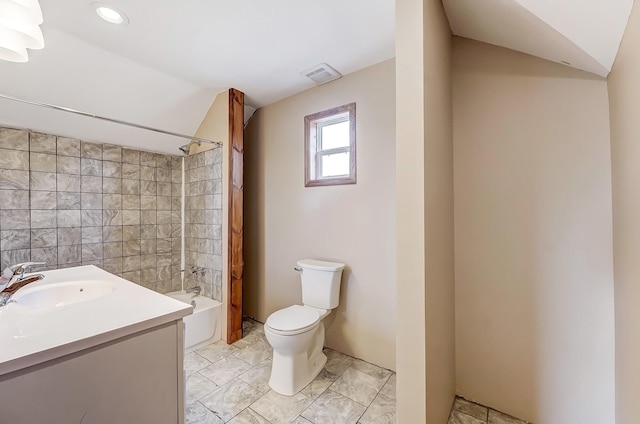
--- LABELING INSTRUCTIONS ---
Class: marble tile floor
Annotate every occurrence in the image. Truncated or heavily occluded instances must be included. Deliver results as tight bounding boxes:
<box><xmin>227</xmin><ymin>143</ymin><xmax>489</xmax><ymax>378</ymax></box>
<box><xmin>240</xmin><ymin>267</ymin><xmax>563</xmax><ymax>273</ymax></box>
<box><xmin>185</xmin><ymin>318</ymin><xmax>396</xmax><ymax>424</ymax></box>
<box><xmin>448</xmin><ymin>397</ymin><xmax>530</xmax><ymax>424</ymax></box>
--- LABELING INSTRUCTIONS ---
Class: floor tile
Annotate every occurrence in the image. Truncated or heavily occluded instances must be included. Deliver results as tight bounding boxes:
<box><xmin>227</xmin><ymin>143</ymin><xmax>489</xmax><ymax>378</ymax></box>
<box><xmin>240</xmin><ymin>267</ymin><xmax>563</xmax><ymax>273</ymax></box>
<box><xmin>200</xmin><ymin>379</ymin><xmax>263</xmax><ymax>422</ymax></box>
<box><xmin>227</xmin><ymin>408</ymin><xmax>270</xmax><ymax>424</ymax></box>
<box><xmin>237</xmin><ymin>359</ymin><xmax>272</xmax><ymax>393</ymax></box>
<box><xmin>323</xmin><ymin>348</ymin><xmax>354</xmax><ymax>376</ymax></box>
<box><xmin>300</xmin><ymin>368</ymin><xmax>338</xmax><ymax>399</ymax></box>
<box><xmin>301</xmin><ymin>389</ymin><xmax>367</xmax><ymax>424</ymax></box>
<box><xmin>185</xmin><ymin>401</ymin><xmax>224</xmax><ymax>424</ymax></box>
<box><xmin>359</xmin><ymin>393</ymin><xmax>396</xmax><ymax>424</ymax></box>
<box><xmin>199</xmin><ymin>355</ymin><xmax>253</xmax><ymax>386</ymax></box>
<box><xmin>449</xmin><ymin>410</ymin><xmax>486</xmax><ymax>424</ymax></box>
<box><xmin>291</xmin><ymin>418</ymin><xmax>314</xmax><ymax>424</ymax></box>
<box><xmin>185</xmin><ymin>352</ymin><xmax>212</xmax><ymax>376</ymax></box>
<box><xmin>197</xmin><ymin>340</ymin><xmax>239</xmax><ymax>363</ymax></box>
<box><xmin>250</xmin><ymin>389</ymin><xmax>313</xmax><ymax>423</ymax></box>
<box><xmin>233</xmin><ymin>338</ymin><xmax>272</xmax><ymax>365</ymax></box>
<box><xmin>488</xmin><ymin>409</ymin><xmax>528</xmax><ymax>424</ymax></box>
<box><xmin>378</xmin><ymin>374</ymin><xmax>396</xmax><ymax>400</ymax></box>
<box><xmin>454</xmin><ymin>398</ymin><xmax>488</xmax><ymax>421</ymax></box>
<box><xmin>186</xmin><ymin>372</ymin><xmax>218</xmax><ymax>403</ymax></box>
<box><xmin>330</xmin><ymin>367</ymin><xmax>386</xmax><ymax>406</ymax></box>
<box><xmin>350</xmin><ymin>359</ymin><xmax>393</xmax><ymax>381</ymax></box>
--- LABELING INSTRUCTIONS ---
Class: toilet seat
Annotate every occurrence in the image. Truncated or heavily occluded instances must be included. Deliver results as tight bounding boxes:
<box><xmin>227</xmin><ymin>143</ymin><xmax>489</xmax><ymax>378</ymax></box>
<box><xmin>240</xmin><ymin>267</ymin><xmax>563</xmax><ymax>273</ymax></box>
<box><xmin>266</xmin><ymin>305</ymin><xmax>320</xmax><ymax>336</ymax></box>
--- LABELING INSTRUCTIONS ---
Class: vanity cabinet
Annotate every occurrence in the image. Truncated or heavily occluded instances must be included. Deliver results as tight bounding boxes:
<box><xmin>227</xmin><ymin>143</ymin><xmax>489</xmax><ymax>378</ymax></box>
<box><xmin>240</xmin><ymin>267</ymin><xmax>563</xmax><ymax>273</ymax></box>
<box><xmin>0</xmin><ymin>320</ymin><xmax>185</xmax><ymax>424</ymax></box>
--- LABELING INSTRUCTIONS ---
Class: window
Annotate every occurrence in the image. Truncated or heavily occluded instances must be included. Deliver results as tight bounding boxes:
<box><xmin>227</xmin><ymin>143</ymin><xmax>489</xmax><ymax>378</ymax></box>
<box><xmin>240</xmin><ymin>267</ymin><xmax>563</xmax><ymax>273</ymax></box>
<box><xmin>304</xmin><ymin>103</ymin><xmax>356</xmax><ymax>187</ymax></box>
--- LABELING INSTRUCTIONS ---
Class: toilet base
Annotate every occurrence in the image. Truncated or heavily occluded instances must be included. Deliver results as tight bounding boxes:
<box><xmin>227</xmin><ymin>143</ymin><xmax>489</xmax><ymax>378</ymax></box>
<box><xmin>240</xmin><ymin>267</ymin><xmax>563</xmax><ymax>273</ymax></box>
<box><xmin>267</xmin><ymin>323</ymin><xmax>326</xmax><ymax>396</ymax></box>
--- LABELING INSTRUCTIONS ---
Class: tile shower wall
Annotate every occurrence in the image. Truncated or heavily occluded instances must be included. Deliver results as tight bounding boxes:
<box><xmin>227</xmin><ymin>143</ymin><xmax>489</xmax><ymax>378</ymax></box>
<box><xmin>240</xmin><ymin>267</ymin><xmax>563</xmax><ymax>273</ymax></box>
<box><xmin>184</xmin><ymin>148</ymin><xmax>222</xmax><ymax>301</ymax></box>
<box><xmin>0</xmin><ymin>127</ymin><xmax>182</xmax><ymax>293</ymax></box>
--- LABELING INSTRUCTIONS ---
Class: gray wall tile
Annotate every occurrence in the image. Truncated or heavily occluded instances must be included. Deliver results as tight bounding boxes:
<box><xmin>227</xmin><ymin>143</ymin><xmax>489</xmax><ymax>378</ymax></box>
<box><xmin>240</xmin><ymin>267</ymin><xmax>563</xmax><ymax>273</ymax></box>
<box><xmin>31</xmin><ymin>210</ymin><xmax>57</xmax><ymax>228</ymax></box>
<box><xmin>103</xmin><ymin>161</ymin><xmax>122</xmax><ymax>178</ymax></box>
<box><xmin>57</xmin><ymin>192</ymin><xmax>81</xmax><ymax>210</ymax></box>
<box><xmin>1</xmin><ymin>230</ymin><xmax>30</xmax><ymax>250</ymax></box>
<box><xmin>57</xmin><ymin>137</ymin><xmax>80</xmax><ymax>157</ymax></box>
<box><xmin>31</xmin><ymin>229</ymin><xmax>57</xmax><ymax>248</ymax></box>
<box><xmin>122</xmin><ymin>149</ymin><xmax>139</xmax><ymax>165</ymax></box>
<box><xmin>103</xmin><ymin>177</ymin><xmax>121</xmax><ymax>194</ymax></box>
<box><xmin>30</xmin><ymin>153</ymin><xmax>57</xmax><ymax>172</ymax></box>
<box><xmin>0</xmin><ymin>128</ymin><xmax>29</xmax><ymax>151</ymax></box>
<box><xmin>57</xmin><ymin>210</ymin><xmax>81</xmax><ymax>227</ymax></box>
<box><xmin>31</xmin><ymin>172</ymin><xmax>57</xmax><ymax>191</ymax></box>
<box><xmin>0</xmin><ymin>148</ymin><xmax>29</xmax><ymax>170</ymax></box>
<box><xmin>0</xmin><ymin>126</ymin><xmax>183</xmax><ymax>296</ymax></box>
<box><xmin>81</xmin><ymin>210</ymin><xmax>102</xmax><ymax>227</ymax></box>
<box><xmin>2</xmin><ymin>210</ymin><xmax>30</xmax><ymax>229</ymax></box>
<box><xmin>103</xmin><ymin>209</ymin><xmax>122</xmax><ymax>226</ymax></box>
<box><xmin>58</xmin><ymin>228</ymin><xmax>81</xmax><ymax>245</ymax></box>
<box><xmin>57</xmin><ymin>174</ymin><xmax>80</xmax><ymax>192</ymax></box>
<box><xmin>30</xmin><ymin>133</ymin><xmax>56</xmax><ymax>153</ymax></box>
<box><xmin>58</xmin><ymin>244</ymin><xmax>81</xmax><ymax>264</ymax></box>
<box><xmin>82</xmin><ymin>227</ymin><xmax>103</xmax><ymax>244</ymax></box>
<box><xmin>82</xmin><ymin>243</ymin><xmax>103</xmax><ymax>261</ymax></box>
<box><xmin>1</xmin><ymin>248</ymin><xmax>30</xmax><ymax>269</ymax></box>
<box><xmin>31</xmin><ymin>191</ymin><xmax>56</xmax><ymax>209</ymax></box>
<box><xmin>81</xmin><ymin>158</ymin><xmax>102</xmax><ymax>176</ymax></box>
<box><xmin>81</xmin><ymin>193</ymin><xmax>102</xmax><ymax>210</ymax></box>
<box><xmin>103</xmin><ymin>145</ymin><xmax>122</xmax><ymax>162</ymax></box>
<box><xmin>81</xmin><ymin>141</ymin><xmax>102</xmax><ymax>159</ymax></box>
<box><xmin>31</xmin><ymin>247</ymin><xmax>57</xmax><ymax>264</ymax></box>
<box><xmin>0</xmin><ymin>190</ymin><xmax>29</xmax><ymax>209</ymax></box>
<box><xmin>57</xmin><ymin>156</ymin><xmax>80</xmax><ymax>174</ymax></box>
<box><xmin>103</xmin><ymin>226</ymin><xmax>122</xmax><ymax>242</ymax></box>
<box><xmin>0</xmin><ymin>169</ymin><xmax>30</xmax><ymax>190</ymax></box>
<box><xmin>81</xmin><ymin>176</ymin><xmax>102</xmax><ymax>193</ymax></box>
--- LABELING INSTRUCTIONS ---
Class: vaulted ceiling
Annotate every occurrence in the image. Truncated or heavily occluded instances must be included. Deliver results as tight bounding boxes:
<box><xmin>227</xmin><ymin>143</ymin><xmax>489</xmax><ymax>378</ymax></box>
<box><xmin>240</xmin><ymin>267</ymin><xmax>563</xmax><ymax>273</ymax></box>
<box><xmin>444</xmin><ymin>0</ymin><xmax>634</xmax><ymax>77</ymax></box>
<box><xmin>0</xmin><ymin>0</ymin><xmax>634</xmax><ymax>154</ymax></box>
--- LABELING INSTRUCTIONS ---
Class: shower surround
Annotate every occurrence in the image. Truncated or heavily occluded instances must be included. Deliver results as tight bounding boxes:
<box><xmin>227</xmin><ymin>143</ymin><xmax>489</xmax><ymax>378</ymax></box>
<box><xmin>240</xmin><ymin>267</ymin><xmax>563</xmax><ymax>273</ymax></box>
<box><xmin>183</xmin><ymin>148</ymin><xmax>223</xmax><ymax>302</ymax></box>
<box><xmin>0</xmin><ymin>127</ymin><xmax>183</xmax><ymax>293</ymax></box>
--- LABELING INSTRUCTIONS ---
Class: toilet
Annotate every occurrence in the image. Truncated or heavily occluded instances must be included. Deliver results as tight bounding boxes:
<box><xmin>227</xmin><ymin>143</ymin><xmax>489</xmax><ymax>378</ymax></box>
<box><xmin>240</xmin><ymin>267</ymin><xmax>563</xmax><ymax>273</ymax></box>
<box><xmin>264</xmin><ymin>259</ymin><xmax>345</xmax><ymax>396</ymax></box>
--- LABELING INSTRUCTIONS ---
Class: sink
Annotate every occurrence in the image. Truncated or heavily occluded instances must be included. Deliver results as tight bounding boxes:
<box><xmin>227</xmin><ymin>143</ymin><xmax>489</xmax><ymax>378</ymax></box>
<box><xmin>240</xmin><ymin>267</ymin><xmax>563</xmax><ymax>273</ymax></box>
<box><xmin>12</xmin><ymin>280</ymin><xmax>116</xmax><ymax>309</ymax></box>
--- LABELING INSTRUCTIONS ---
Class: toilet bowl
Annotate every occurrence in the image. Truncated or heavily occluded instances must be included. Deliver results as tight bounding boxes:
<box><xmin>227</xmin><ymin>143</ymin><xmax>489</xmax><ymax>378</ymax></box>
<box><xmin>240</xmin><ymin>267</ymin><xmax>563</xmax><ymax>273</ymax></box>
<box><xmin>264</xmin><ymin>259</ymin><xmax>345</xmax><ymax>396</ymax></box>
<box><xmin>264</xmin><ymin>305</ymin><xmax>329</xmax><ymax>395</ymax></box>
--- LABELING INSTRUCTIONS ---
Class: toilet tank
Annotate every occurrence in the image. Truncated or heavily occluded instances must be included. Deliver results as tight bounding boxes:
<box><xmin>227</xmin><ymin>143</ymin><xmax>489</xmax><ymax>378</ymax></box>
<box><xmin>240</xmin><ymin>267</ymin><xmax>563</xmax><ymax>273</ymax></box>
<box><xmin>297</xmin><ymin>259</ymin><xmax>345</xmax><ymax>309</ymax></box>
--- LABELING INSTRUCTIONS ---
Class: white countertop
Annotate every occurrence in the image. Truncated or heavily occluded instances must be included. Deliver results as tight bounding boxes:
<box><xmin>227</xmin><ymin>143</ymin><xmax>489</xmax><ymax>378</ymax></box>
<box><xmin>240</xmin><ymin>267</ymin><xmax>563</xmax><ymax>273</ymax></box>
<box><xmin>0</xmin><ymin>265</ymin><xmax>192</xmax><ymax>376</ymax></box>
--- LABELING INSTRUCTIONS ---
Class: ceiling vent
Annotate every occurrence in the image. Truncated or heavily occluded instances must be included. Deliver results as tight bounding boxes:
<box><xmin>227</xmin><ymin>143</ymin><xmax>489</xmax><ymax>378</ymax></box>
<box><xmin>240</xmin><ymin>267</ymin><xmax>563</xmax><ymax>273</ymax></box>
<box><xmin>301</xmin><ymin>63</ymin><xmax>342</xmax><ymax>85</ymax></box>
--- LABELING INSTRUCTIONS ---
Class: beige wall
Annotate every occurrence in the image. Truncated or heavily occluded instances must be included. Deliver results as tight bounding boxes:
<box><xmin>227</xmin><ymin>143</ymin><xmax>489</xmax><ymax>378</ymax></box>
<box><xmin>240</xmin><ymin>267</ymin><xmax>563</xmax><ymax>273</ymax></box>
<box><xmin>244</xmin><ymin>60</ymin><xmax>396</xmax><ymax>370</ymax></box>
<box><xmin>192</xmin><ymin>90</ymin><xmax>230</xmax><ymax>340</ymax></box>
<box><xmin>395</xmin><ymin>0</ymin><xmax>455</xmax><ymax>421</ymax></box>
<box><xmin>453</xmin><ymin>37</ymin><xmax>615</xmax><ymax>423</ymax></box>
<box><xmin>609</xmin><ymin>2</ymin><xmax>640</xmax><ymax>423</ymax></box>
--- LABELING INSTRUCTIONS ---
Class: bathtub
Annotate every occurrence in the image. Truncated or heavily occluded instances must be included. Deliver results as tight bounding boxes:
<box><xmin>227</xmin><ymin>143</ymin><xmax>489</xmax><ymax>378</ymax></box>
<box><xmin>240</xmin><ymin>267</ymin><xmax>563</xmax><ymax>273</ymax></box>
<box><xmin>166</xmin><ymin>291</ymin><xmax>221</xmax><ymax>352</ymax></box>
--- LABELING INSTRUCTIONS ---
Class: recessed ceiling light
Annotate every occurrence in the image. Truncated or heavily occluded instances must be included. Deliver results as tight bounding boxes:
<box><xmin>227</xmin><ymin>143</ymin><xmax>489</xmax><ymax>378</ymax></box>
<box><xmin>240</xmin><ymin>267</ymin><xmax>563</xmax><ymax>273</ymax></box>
<box><xmin>92</xmin><ymin>3</ymin><xmax>129</xmax><ymax>25</ymax></box>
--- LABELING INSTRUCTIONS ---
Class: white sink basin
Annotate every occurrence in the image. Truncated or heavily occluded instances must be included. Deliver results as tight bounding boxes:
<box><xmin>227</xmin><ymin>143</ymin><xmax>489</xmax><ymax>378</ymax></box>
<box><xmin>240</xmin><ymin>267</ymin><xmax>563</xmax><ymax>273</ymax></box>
<box><xmin>12</xmin><ymin>280</ymin><xmax>116</xmax><ymax>309</ymax></box>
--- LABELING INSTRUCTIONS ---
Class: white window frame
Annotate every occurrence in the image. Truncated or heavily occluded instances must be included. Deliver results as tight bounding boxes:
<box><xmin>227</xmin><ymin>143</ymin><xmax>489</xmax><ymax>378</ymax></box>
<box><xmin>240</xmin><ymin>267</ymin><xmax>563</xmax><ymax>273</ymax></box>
<box><xmin>304</xmin><ymin>103</ymin><xmax>356</xmax><ymax>187</ymax></box>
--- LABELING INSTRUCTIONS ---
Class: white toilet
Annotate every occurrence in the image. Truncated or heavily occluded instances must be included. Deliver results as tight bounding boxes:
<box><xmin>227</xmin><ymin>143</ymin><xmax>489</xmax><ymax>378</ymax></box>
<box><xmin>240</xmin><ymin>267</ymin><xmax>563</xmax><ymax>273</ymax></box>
<box><xmin>264</xmin><ymin>259</ymin><xmax>345</xmax><ymax>396</ymax></box>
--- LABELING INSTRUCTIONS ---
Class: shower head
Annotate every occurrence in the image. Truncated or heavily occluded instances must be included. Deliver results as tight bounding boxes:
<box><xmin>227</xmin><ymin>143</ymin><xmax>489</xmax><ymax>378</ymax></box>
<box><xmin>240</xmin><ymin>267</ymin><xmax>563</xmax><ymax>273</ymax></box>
<box><xmin>178</xmin><ymin>144</ymin><xmax>190</xmax><ymax>155</ymax></box>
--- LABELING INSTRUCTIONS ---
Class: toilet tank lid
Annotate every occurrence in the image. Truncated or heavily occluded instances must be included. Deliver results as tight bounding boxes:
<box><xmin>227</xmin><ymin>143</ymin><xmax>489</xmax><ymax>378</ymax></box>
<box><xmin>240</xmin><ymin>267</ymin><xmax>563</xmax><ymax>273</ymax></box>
<box><xmin>297</xmin><ymin>259</ymin><xmax>345</xmax><ymax>271</ymax></box>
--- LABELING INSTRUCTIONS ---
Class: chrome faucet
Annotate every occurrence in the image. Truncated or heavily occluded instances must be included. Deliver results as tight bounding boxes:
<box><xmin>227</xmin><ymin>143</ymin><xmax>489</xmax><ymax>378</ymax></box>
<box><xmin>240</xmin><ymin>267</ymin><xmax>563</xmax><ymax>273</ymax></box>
<box><xmin>0</xmin><ymin>262</ymin><xmax>46</xmax><ymax>307</ymax></box>
<box><xmin>186</xmin><ymin>286</ymin><xmax>201</xmax><ymax>296</ymax></box>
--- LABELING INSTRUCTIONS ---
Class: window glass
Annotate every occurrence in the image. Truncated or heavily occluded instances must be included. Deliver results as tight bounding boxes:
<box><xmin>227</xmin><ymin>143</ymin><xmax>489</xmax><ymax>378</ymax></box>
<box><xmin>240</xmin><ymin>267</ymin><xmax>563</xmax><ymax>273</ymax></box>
<box><xmin>304</xmin><ymin>103</ymin><xmax>356</xmax><ymax>187</ymax></box>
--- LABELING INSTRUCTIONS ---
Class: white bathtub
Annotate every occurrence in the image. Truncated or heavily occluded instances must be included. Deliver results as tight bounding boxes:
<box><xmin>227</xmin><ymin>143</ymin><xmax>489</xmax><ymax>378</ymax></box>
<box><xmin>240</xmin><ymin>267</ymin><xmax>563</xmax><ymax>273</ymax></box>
<box><xmin>166</xmin><ymin>291</ymin><xmax>221</xmax><ymax>352</ymax></box>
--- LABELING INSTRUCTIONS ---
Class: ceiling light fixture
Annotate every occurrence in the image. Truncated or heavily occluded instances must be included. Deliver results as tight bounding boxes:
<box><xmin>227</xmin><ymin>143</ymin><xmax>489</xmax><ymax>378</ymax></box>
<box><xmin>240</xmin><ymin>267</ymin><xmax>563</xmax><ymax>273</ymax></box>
<box><xmin>92</xmin><ymin>3</ymin><xmax>129</xmax><ymax>25</ymax></box>
<box><xmin>0</xmin><ymin>0</ymin><xmax>45</xmax><ymax>63</ymax></box>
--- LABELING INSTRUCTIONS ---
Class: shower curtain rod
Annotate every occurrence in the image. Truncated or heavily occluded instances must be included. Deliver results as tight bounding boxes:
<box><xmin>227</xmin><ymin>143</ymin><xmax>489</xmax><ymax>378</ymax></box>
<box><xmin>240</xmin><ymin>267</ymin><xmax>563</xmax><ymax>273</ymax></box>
<box><xmin>0</xmin><ymin>92</ymin><xmax>222</xmax><ymax>147</ymax></box>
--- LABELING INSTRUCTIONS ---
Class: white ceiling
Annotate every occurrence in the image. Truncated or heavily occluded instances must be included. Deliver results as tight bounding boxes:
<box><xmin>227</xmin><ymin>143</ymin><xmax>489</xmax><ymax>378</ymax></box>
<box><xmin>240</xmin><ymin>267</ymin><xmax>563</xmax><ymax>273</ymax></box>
<box><xmin>0</xmin><ymin>0</ymin><xmax>395</xmax><ymax>154</ymax></box>
<box><xmin>444</xmin><ymin>0</ymin><xmax>634</xmax><ymax>77</ymax></box>
<box><xmin>0</xmin><ymin>0</ymin><xmax>634</xmax><ymax>154</ymax></box>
